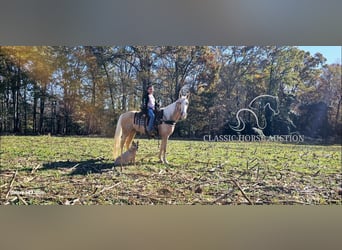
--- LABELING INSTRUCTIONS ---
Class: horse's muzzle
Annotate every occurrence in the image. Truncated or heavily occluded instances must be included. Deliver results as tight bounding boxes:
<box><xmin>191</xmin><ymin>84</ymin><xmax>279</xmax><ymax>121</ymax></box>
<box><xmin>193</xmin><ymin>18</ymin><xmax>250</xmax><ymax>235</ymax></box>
<box><xmin>181</xmin><ymin>112</ymin><xmax>187</xmax><ymax>119</ymax></box>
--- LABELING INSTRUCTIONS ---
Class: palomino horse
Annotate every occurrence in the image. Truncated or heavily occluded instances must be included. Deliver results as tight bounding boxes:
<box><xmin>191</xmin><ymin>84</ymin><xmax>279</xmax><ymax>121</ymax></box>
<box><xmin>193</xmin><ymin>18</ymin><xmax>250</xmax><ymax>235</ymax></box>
<box><xmin>113</xmin><ymin>93</ymin><xmax>190</xmax><ymax>164</ymax></box>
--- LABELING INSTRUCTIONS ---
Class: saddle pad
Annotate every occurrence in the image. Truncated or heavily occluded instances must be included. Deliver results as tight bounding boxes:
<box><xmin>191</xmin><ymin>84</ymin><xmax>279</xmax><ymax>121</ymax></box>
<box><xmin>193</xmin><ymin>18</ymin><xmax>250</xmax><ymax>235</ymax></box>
<box><xmin>134</xmin><ymin>112</ymin><xmax>148</xmax><ymax>127</ymax></box>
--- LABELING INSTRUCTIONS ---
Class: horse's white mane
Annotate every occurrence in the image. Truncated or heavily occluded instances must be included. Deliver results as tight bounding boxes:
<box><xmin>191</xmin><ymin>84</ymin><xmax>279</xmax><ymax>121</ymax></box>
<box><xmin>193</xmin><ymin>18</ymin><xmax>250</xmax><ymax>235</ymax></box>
<box><xmin>162</xmin><ymin>95</ymin><xmax>188</xmax><ymax>121</ymax></box>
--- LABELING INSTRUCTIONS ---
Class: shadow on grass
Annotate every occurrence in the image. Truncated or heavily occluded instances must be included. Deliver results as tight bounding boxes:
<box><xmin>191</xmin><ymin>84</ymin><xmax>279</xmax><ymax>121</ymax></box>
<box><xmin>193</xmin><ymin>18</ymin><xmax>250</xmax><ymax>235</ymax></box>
<box><xmin>42</xmin><ymin>159</ymin><xmax>116</xmax><ymax>175</ymax></box>
<box><xmin>40</xmin><ymin>159</ymin><xmax>163</xmax><ymax>176</ymax></box>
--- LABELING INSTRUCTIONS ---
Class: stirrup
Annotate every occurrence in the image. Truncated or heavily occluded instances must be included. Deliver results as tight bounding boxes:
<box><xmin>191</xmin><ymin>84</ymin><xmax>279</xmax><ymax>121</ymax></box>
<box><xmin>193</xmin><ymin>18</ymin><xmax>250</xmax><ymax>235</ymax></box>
<box><xmin>146</xmin><ymin>129</ymin><xmax>156</xmax><ymax>139</ymax></box>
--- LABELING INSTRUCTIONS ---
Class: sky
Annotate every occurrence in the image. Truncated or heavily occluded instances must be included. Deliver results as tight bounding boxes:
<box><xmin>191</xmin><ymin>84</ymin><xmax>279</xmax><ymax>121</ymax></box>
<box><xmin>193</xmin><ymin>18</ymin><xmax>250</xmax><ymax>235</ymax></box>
<box><xmin>298</xmin><ymin>46</ymin><xmax>341</xmax><ymax>65</ymax></box>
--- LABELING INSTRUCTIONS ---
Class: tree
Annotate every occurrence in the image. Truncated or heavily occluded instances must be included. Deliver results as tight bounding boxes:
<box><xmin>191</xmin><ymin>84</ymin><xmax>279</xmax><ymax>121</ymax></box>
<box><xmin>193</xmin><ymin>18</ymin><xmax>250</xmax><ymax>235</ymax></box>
<box><xmin>323</xmin><ymin>64</ymin><xmax>342</xmax><ymax>133</ymax></box>
<box><xmin>0</xmin><ymin>46</ymin><xmax>340</xmax><ymax>141</ymax></box>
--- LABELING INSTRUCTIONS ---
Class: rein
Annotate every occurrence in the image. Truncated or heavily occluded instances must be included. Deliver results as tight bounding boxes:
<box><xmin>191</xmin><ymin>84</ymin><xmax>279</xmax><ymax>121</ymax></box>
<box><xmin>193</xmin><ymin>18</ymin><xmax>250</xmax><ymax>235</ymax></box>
<box><xmin>162</xmin><ymin>120</ymin><xmax>176</xmax><ymax>125</ymax></box>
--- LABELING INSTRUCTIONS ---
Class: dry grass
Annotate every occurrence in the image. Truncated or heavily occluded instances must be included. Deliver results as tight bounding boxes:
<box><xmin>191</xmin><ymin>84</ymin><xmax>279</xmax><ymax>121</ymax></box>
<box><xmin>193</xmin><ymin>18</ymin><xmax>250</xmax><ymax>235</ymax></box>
<box><xmin>0</xmin><ymin>135</ymin><xmax>341</xmax><ymax>205</ymax></box>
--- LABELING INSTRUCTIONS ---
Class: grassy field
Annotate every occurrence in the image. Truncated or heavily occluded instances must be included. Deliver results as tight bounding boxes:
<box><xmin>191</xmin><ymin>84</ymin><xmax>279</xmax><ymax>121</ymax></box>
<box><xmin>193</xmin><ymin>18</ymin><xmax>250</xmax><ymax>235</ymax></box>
<box><xmin>0</xmin><ymin>135</ymin><xmax>341</xmax><ymax>205</ymax></box>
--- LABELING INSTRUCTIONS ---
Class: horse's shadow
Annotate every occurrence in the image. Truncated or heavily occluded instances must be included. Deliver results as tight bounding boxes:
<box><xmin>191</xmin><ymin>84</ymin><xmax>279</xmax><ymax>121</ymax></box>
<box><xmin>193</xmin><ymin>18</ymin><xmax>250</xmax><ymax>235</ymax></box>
<box><xmin>40</xmin><ymin>157</ymin><xmax>176</xmax><ymax>176</ymax></box>
<box><xmin>42</xmin><ymin>159</ymin><xmax>115</xmax><ymax>176</ymax></box>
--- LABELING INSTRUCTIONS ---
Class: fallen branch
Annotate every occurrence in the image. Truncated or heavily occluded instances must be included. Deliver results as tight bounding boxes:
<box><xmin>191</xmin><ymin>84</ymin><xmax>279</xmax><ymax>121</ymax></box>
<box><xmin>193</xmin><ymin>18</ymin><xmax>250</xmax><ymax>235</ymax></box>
<box><xmin>10</xmin><ymin>196</ymin><xmax>18</xmax><ymax>203</ymax></box>
<box><xmin>31</xmin><ymin>164</ymin><xmax>41</xmax><ymax>173</ymax></box>
<box><xmin>5</xmin><ymin>170</ymin><xmax>18</xmax><ymax>199</ymax></box>
<box><xmin>99</xmin><ymin>182</ymin><xmax>121</xmax><ymax>194</ymax></box>
<box><xmin>92</xmin><ymin>182</ymin><xmax>121</xmax><ymax>196</ymax></box>
<box><xmin>278</xmin><ymin>200</ymin><xmax>308</xmax><ymax>205</ymax></box>
<box><xmin>230</xmin><ymin>178</ymin><xmax>254</xmax><ymax>205</ymax></box>
<box><xmin>17</xmin><ymin>194</ymin><xmax>28</xmax><ymax>205</ymax></box>
<box><xmin>212</xmin><ymin>190</ymin><xmax>234</xmax><ymax>204</ymax></box>
<box><xmin>24</xmin><ymin>176</ymin><xmax>38</xmax><ymax>183</ymax></box>
<box><xmin>69</xmin><ymin>163</ymin><xmax>80</xmax><ymax>172</ymax></box>
<box><xmin>256</xmin><ymin>164</ymin><xmax>260</xmax><ymax>180</ymax></box>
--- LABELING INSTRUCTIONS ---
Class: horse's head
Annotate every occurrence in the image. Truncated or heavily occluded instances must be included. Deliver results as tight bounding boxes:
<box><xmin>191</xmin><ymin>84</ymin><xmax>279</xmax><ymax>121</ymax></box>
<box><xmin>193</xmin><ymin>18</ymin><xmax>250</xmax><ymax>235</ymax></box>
<box><xmin>267</xmin><ymin>96</ymin><xmax>280</xmax><ymax>115</ymax></box>
<box><xmin>177</xmin><ymin>93</ymin><xmax>190</xmax><ymax>120</ymax></box>
<box><xmin>249</xmin><ymin>94</ymin><xmax>280</xmax><ymax>115</ymax></box>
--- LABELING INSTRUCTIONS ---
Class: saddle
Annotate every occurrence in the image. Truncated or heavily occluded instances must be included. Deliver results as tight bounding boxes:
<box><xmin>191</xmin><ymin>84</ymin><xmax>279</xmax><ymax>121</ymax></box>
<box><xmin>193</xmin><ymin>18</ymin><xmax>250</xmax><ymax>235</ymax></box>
<box><xmin>134</xmin><ymin>109</ymin><xmax>164</xmax><ymax>135</ymax></box>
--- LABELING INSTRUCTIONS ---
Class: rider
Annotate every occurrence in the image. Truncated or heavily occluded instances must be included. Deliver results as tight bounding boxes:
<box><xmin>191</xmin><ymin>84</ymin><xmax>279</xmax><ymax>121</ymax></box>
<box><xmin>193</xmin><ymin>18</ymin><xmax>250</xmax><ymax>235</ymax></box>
<box><xmin>142</xmin><ymin>85</ymin><xmax>159</xmax><ymax>136</ymax></box>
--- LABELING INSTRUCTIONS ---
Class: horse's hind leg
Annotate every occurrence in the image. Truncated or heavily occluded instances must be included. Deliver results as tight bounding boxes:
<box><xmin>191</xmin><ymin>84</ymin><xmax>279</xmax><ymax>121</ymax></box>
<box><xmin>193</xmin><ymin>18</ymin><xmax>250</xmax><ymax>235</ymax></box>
<box><xmin>125</xmin><ymin>131</ymin><xmax>136</xmax><ymax>150</ymax></box>
<box><xmin>120</xmin><ymin>133</ymin><xmax>129</xmax><ymax>156</ymax></box>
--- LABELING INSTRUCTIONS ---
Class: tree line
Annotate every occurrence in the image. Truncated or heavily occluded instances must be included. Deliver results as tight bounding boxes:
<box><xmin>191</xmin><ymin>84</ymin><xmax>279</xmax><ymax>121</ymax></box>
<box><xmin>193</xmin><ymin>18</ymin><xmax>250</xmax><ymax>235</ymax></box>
<box><xmin>0</xmin><ymin>46</ymin><xmax>341</xmax><ymax>142</ymax></box>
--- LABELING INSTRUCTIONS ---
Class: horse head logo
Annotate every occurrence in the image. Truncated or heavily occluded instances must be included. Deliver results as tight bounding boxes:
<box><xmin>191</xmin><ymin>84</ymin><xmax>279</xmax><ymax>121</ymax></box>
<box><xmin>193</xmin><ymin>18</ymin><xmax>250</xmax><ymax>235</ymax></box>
<box><xmin>230</xmin><ymin>95</ymin><xmax>279</xmax><ymax>132</ymax></box>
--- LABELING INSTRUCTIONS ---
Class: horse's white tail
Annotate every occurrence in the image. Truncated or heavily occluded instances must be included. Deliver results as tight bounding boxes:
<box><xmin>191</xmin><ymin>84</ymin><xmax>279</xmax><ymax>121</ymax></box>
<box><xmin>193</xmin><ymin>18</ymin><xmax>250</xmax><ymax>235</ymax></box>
<box><xmin>113</xmin><ymin>114</ymin><xmax>123</xmax><ymax>159</ymax></box>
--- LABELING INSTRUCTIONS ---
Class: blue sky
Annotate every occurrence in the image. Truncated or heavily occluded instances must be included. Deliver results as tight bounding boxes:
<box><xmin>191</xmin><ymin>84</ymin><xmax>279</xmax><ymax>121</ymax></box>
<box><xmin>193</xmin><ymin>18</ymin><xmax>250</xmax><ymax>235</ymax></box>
<box><xmin>298</xmin><ymin>46</ymin><xmax>341</xmax><ymax>65</ymax></box>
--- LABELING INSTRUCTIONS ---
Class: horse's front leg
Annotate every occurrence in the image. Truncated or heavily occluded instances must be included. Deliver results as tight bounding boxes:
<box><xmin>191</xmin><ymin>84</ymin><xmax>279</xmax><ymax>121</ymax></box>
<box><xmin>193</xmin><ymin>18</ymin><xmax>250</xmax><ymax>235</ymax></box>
<box><xmin>159</xmin><ymin>137</ymin><xmax>169</xmax><ymax>164</ymax></box>
<box><xmin>158</xmin><ymin>138</ymin><xmax>165</xmax><ymax>163</ymax></box>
